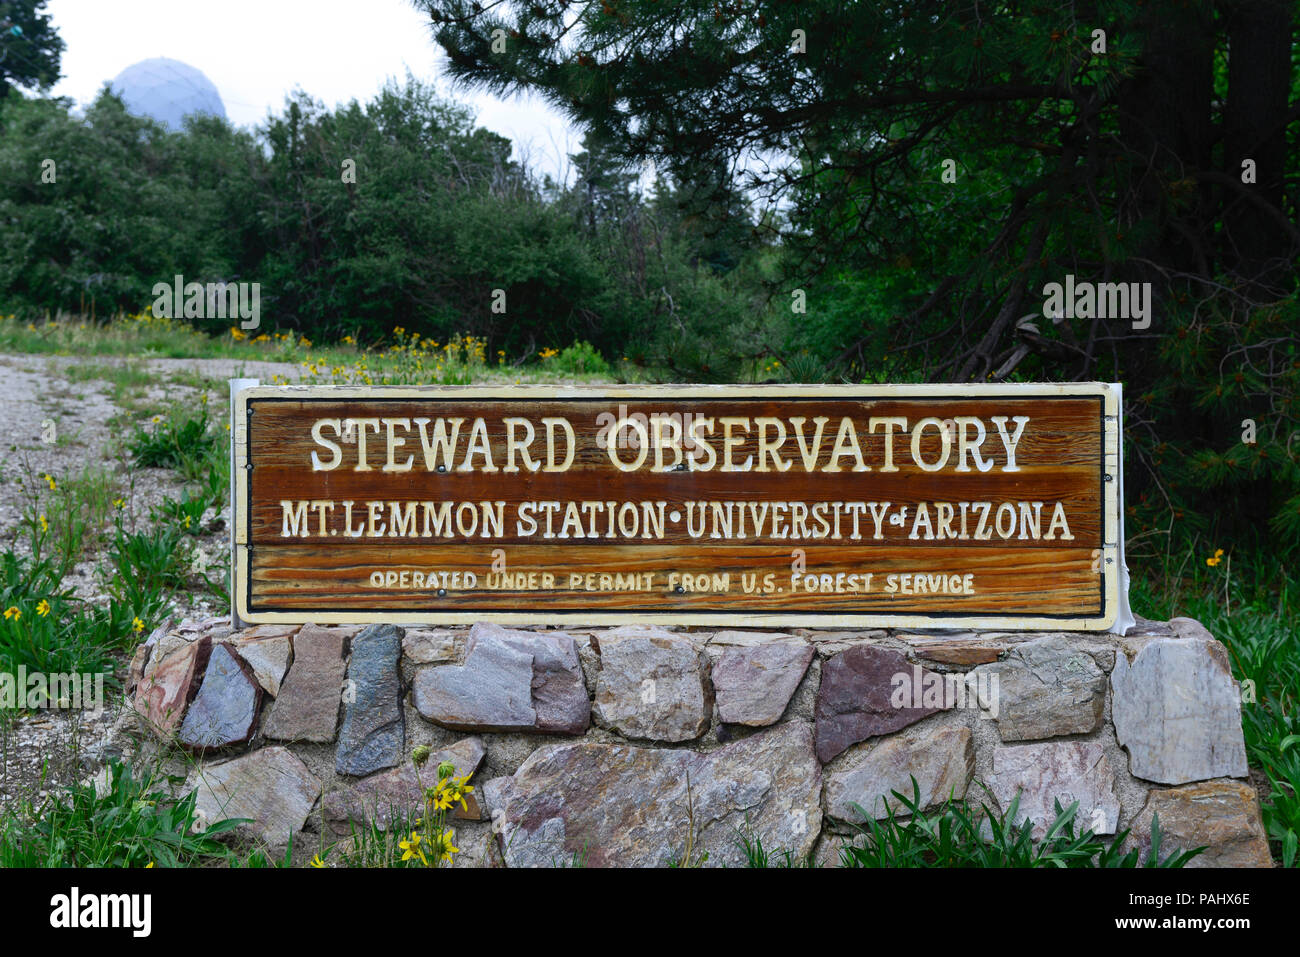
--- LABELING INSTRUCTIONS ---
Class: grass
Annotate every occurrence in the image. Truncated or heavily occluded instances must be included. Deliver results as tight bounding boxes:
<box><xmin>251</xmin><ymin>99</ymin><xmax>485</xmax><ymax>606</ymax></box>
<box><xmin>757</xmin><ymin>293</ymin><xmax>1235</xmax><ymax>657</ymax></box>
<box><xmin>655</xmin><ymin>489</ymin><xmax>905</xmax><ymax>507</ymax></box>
<box><xmin>0</xmin><ymin>549</ymin><xmax>119</xmax><ymax>685</ymax></box>
<box><xmin>0</xmin><ymin>759</ymin><xmax>245</xmax><ymax>867</ymax></box>
<box><xmin>0</xmin><ymin>448</ymin><xmax>215</xmax><ymax>690</ymax></box>
<box><xmin>735</xmin><ymin>818</ymin><xmax>817</xmax><ymax>868</ymax></box>
<box><xmin>838</xmin><ymin>781</ymin><xmax>1200</xmax><ymax>868</ymax></box>
<box><xmin>6</xmin><ymin>461</ymin><xmax>121</xmax><ymax>579</ymax></box>
<box><xmin>38</xmin><ymin>466</ymin><xmax>121</xmax><ymax>576</ymax></box>
<box><xmin>734</xmin><ymin>781</ymin><xmax>1201</xmax><ymax>868</ymax></box>
<box><xmin>151</xmin><ymin>489</ymin><xmax>215</xmax><ymax>536</ymax></box>
<box><xmin>0</xmin><ymin>312</ymin><xmax>252</xmax><ymax>360</ymax></box>
<box><xmin>1</xmin><ymin>312</ymin><xmax>651</xmax><ymax>385</ymax></box>
<box><xmin>0</xmin><ymin>518</ymin><xmax>196</xmax><ymax>691</ymax></box>
<box><xmin>64</xmin><ymin>359</ymin><xmax>155</xmax><ymax>406</ymax></box>
<box><xmin>316</xmin><ymin>808</ymin><xmax>426</xmax><ymax>869</ymax></box>
<box><xmin>1130</xmin><ymin>544</ymin><xmax>1299</xmax><ymax>867</ymax></box>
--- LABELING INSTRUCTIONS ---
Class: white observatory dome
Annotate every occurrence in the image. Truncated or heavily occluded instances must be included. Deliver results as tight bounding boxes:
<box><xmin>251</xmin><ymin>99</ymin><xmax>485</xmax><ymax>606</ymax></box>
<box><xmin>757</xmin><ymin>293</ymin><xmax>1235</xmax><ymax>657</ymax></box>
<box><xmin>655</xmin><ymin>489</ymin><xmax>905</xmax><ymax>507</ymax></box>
<box><xmin>110</xmin><ymin>57</ymin><xmax>227</xmax><ymax>131</ymax></box>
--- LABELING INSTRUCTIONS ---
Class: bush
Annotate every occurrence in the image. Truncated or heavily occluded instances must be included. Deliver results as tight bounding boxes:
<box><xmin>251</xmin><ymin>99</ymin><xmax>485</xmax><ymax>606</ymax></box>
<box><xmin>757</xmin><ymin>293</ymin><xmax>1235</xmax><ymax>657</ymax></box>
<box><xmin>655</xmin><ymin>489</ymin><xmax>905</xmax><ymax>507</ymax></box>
<box><xmin>128</xmin><ymin>406</ymin><xmax>219</xmax><ymax>480</ymax></box>
<box><xmin>545</xmin><ymin>340</ymin><xmax>610</xmax><ymax>376</ymax></box>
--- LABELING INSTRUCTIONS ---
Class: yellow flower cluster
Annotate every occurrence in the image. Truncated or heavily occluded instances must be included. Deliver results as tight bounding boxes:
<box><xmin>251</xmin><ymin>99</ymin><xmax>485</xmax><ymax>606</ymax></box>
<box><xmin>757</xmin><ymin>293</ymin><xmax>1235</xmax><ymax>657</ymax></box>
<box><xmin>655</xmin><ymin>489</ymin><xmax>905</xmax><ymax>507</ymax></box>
<box><xmin>399</xmin><ymin>827</ymin><xmax>461</xmax><ymax>866</ymax></box>
<box><xmin>390</xmin><ymin>749</ymin><xmax>475</xmax><ymax>868</ymax></box>
<box><xmin>427</xmin><ymin>772</ymin><xmax>474</xmax><ymax>814</ymax></box>
<box><xmin>2</xmin><ymin>596</ymin><xmax>52</xmax><ymax>624</ymax></box>
<box><xmin>292</xmin><ymin>329</ymin><xmax>502</xmax><ymax>388</ymax></box>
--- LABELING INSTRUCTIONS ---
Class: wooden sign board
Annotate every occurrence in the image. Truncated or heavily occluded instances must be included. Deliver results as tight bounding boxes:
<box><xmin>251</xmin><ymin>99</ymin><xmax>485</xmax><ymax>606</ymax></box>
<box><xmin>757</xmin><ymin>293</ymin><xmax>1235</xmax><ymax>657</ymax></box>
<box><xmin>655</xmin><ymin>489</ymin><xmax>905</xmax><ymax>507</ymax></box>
<box><xmin>232</xmin><ymin>383</ymin><xmax>1122</xmax><ymax>630</ymax></box>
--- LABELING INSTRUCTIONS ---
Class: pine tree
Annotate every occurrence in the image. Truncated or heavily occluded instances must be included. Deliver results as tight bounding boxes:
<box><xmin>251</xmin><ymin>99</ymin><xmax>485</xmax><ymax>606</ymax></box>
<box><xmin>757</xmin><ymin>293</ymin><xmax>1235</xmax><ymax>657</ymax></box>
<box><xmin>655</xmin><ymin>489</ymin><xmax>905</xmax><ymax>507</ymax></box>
<box><xmin>0</xmin><ymin>1</ymin><xmax>62</xmax><ymax>102</ymax></box>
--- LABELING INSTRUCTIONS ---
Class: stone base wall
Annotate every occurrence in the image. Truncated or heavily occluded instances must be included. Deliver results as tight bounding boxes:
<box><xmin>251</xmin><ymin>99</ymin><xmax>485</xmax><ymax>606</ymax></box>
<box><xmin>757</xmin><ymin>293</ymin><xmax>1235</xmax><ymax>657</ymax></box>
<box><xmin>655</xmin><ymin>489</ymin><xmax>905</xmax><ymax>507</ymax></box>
<box><xmin>119</xmin><ymin>615</ymin><xmax>1273</xmax><ymax>867</ymax></box>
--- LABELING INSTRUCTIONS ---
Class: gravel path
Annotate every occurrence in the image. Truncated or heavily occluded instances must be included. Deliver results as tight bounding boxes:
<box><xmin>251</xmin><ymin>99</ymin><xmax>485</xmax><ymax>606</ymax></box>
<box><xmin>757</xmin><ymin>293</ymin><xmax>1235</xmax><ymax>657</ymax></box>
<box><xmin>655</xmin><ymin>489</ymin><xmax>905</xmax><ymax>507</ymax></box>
<box><xmin>0</xmin><ymin>353</ymin><xmax>298</xmax><ymax>810</ymax></box>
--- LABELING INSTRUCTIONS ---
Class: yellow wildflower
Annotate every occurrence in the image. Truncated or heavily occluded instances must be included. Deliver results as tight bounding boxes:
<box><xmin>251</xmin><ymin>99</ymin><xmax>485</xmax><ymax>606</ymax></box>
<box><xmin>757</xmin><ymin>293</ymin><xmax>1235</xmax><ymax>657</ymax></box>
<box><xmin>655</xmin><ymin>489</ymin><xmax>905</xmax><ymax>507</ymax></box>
<box><xmin>429</xmin><ymin>828</ymin><xmax>459</xmax><ymax>863</ymax></box>
<box><xmin>442</xmin><ymin>775</ymin><xmax>475</xmax><ymax>813</ymax></box>
<box><xmin>133</xmin><ymin>617</ymin><xmax>145</xmax><ymax>633</ymax></box>
<box><xmin>36</xmin><ymin>599</ymin><xmax>50</xmax><ymax>617</ymax></box>
<box><xmin>1205</xmin><ymin>548</ymin><xmax>1225</xmax><ymax>567</ymax></box>
<box><xmin>3</xmin><ymin>606</ymin><xmax>19</xmax><ymax>621</ymax></box>
<box><xmin>309</xmin><ymin>854</ymin><xmax>327</xmax><ymax>868</ymax></box>
<box><xmin>399</xmin><ymin>831</ymin><xmax>428</xmax><ymax>865</ymax></box>
<box><xmin>39</xmin><ymin>514</ymin><xmax>48</xmax><ymax>533</ymax></box>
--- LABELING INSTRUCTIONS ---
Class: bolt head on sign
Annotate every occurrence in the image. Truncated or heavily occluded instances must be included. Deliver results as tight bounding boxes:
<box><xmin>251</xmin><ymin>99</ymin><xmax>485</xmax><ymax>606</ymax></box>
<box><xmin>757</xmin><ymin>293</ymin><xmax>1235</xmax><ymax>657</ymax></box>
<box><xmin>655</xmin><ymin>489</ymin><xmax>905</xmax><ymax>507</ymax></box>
<box><xmin>232</xmin><ymin>383</ymin><xmax>1123</xmax><ymax>630</ymax></box>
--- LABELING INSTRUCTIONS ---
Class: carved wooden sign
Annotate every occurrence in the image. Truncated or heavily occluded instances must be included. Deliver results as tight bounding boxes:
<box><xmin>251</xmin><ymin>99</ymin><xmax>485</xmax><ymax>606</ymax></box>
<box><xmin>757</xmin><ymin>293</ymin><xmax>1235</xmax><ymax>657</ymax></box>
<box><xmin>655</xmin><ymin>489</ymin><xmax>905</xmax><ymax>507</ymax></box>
<box><xmin>232</xmin><ymin>383</ymin><xmax>1122</xmax><ymax>630</ymax></box>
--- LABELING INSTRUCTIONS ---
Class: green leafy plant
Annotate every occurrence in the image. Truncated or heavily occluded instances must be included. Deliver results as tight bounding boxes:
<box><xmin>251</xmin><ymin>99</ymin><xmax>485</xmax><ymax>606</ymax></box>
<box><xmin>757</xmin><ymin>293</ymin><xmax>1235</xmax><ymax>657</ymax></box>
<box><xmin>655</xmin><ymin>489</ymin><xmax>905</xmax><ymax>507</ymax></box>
<box><xmin>151</xmin><ymin>490</ymin><xmax>211</xmax><ymax>536</ymax></box>
<box><xmin>0</xmin><ymin>549</ymin><xmax>118</xmax><ymax>684</ymax></box>
<box><xmin>736</xmin><ymin>818</ymin><xmax>817</xmax><ymax>868</ymax></box>
<box><xmin>128</xmin><ymin>406</ymin><xmax>219</xmax><ymax>479</ymax></box>
<box><xmin>0</xmin><ymin>760</ymin><xmax>245</xmax><ymax>867</ymax></box>
<box><xmin>317</xmin><ymin>808</ymin><xmax>428</xmax><ymax>869</ymax></box>
<box><xmin>322</xmin><ymin>747</ymin><xmax>475</xmax><ymax>869</ymax></box>
<box><xmin>838</xmin><ymin>778</ymin><xmax>1202</xmax><ymax>868</ymax></box>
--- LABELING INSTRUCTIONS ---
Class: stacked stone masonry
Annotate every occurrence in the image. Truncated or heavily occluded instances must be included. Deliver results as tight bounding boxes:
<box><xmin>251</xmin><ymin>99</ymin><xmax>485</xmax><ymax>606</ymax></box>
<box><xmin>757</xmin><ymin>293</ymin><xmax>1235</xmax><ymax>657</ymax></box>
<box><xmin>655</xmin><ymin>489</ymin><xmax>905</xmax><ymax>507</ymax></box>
<box><xmin>121</xmin><ymin>615</ymin><xmax>1272</xmax><ymax>867</ymax></box>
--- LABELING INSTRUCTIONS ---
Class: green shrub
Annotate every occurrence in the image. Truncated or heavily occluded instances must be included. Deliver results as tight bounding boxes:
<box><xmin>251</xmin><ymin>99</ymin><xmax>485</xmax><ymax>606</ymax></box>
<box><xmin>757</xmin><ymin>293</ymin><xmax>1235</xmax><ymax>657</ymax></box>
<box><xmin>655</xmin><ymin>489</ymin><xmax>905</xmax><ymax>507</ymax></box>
<box><xmin>546</xmin><ymin>340</ymin><xmax>611</xmax><ymax>376</ymax></box>
<box><xmin>128</xmin><ymin>407</ymin><xmax>217</xmax><ymax>474</ymax></box>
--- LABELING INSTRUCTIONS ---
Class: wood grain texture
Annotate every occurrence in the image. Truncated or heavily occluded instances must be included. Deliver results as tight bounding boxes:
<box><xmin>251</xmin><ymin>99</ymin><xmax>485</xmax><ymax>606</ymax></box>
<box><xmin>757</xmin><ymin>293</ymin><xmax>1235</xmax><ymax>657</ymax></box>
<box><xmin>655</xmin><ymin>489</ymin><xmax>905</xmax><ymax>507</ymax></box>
<box><xmin>233</xmin><ymin>382</ymin><xmax>1121</xmax><ymax>630</ymax></box>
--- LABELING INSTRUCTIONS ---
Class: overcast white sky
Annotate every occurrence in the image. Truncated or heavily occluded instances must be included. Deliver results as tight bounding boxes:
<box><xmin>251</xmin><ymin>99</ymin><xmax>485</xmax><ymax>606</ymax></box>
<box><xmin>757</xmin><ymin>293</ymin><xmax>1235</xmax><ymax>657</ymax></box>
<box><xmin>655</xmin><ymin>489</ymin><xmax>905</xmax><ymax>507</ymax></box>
<box><xmin>44</xmin><ymin>0</ymin><xmax>580</xmax><ymax>181</ymax></box>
